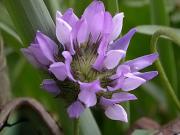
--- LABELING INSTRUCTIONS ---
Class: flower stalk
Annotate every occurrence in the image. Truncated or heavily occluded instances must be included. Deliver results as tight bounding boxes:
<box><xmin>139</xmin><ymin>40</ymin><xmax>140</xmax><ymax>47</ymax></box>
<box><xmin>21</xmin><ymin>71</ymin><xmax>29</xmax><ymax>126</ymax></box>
<box><xmin>150</xmin><ymin>28</ymin><xmax>180</xmax><ymax>111</ymax></box>
<box><xmin>115</xmin><ymin>0</ymin><xmax>119</xmax><ymax>13</ymax></box>
<box><xmin>74</xmin><ymin>118</ymin><xmax>80</xmax><ymax>135</ymax></box>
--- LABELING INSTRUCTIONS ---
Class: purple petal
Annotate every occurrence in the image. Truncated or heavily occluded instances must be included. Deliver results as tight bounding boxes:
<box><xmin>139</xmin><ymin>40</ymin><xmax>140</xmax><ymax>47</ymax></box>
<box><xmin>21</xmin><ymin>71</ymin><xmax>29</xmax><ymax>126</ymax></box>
<box><xmin>104</xmin><ymin>50</ymin><xmax>126</xmax><ymax>69</ymax></box>
<box><xmin>134</xmin><ymin>71</ymin><xmax>158</xmax><ymax>81</ymax></box>
<box><xmin>92</xmin><ymin>37</ymin><xmax>108</xmax><ymax>71</ymax></box>
<box><xmin>56</xmin><ymin>11</ymin><xmax>62</xmax><ymax>19</ymax></box>
<box><xmin>21</xmin><ymin>48</ymin><xmax>43</xmax><ymax>68</ymax></box>
<box><xmin>109</xmin><ymin>65</ymin><xmax>130</xmax><ymax>80</ymax></box>
<box><xmin>56</xmin><ymin>18</ymin><xmax>75</xmax><ymax>54</ymax></box>
<box><xmin>78</xmin><ymin>90</ymin><xmax>97</xmax><ymax>107</ymax></box>
<box><xmin>36</xmin><ymin>31</ymin><xmax>57</xmax><ymax>62</ymax></box>
<box><xmin>92</xmin><ymin>53</ymin><xmax>105</xmax><ymax>71</ymax></box>
<box><xmin>41</xmin><ymin>79</ymin><xmax>60</xmax><ymax>95</ymax></box>
<box><xmin>62</xmin><ymin>51</ymin><xmax>76</xmax><ymax>82</ymax></box>
<box><xmin>121</xmin><ymin>73</ymin><xmax>146</xmax><ymax>91</ymax></box>
<box><xmin>105</xmin><ymin>104</ymin><xmax>128</xmax><ymax>122</ymax></box>
<box><xmin>62</xmin><ymin>8</ymin><xmax>79</xmax><ymax>27</ymax></box>
<box><xmin>67</xmin><ymin>101</ymin><xmax>85</xmax><ymax>118</ymax></box>
<box><xmin>49</xmin><ymin>62</ymin><xmax>67</xmax><ymax>81</ymax></box>
<box><xmin>90</xmin><ymin>11</ymin><xmax>104</xmax><ymax>42</ymax></box>
<box><xmin>79</xmin><ymin>80</ymin><xmax>106</xmax><ymax>93</ymax></box>
<box><xmin>124</xmin><ymin>53</ymin><xmax>159</xmax><ymax>72</ymax></box>
<box><xmin>109</xmin><ymin>28</ymin><xmax>136</xmax><ymax>51</ymax></box>
<box><xmin>29</xmin><ymin>44</ymin><xmax>50</xmax><ymax>65</ymax></box>
<box><xmin>83</xmin><ymin>1</ymin><xmax>105</xmax><ymax>42</ymax></box>
<box><xmin>116</xmin><ymin>65</ymin><xmax>131</xmax><ymax>75</ymax></box>
<box><xmin>110</xmin><ymin>13</ymin><xmax>124</xmax><ymax>41</ymax></box>
<box><xmin>72</xmin><ymin>18</ymin><xmax>88</xmax><ymax>45</ymax></box>
<box><xmin>107</xmin><ymin>76</ymin><xmax>124</xmax><ymax>91</ymax></box>
<box><xmin>112</xmin><ymin>92</ymin><xmax>137</xmax><ymax>101</ymax></box>
<box><xmin>83</xmin><ymin>1</ymin><xmax>105</xmax><ymax>24</ymax></box>
<box><xmin>103</xmin><ymin>12</ymin><xmax>113</xmax><ymax>36</ymax></box>
<box><xmin>100</xmin><ymin>92</ymin><xmax>137</xmax><ymax>106</ymax></box>
<box><xmin>56</xmin><ymin>17</ymin><xmax>72</xmax><ymax>45</ymax></box>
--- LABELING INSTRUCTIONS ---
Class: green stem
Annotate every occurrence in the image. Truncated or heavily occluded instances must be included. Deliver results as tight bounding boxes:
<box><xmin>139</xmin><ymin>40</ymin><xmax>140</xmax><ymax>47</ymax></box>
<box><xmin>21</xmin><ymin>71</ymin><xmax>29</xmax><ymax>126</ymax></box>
<box><xmin>115</xmin><ymin>0</ymin><xmax>119</xmax><ymax>13</ymax></box>
<box><xmin>150</xmin><ymin>28</ymin><xmax>180</xmax><ymax>111</ymax></box>
<box><xmin>74</xmin><ymin>118</ymin><xmax>80</xmax><ymax>135</ymax></box>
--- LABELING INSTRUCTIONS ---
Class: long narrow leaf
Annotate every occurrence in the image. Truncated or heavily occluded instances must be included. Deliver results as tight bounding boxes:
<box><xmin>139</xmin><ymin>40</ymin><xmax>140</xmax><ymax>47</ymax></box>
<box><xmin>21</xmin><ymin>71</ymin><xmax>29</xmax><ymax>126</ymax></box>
<box><xmin>80</xmin><ymin>109</ymin><xmax>101</xmax><ymax>135</ymax></box>
<box><xmin>4</xmin><ymin>0</ymin><xmax>55</xmax><ymax>46</ymax></box>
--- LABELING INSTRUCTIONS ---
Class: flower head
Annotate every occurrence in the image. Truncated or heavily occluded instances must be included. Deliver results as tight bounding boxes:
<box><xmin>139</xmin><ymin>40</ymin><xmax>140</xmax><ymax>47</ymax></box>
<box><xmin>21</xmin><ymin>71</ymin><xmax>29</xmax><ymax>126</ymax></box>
<box><xmin>22</xmin><ymin>1</ymin><xmax>158</xmax><ymax>122</ymax></box>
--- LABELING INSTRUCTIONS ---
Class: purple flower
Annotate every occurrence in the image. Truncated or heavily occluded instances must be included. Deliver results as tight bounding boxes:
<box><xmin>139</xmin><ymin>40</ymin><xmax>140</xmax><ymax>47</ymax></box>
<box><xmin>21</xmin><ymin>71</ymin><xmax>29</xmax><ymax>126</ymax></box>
<box><xmin>22</xmin><ymin>1</ymin><xmax>158</xmax><ymax>122</ymax></box>
<box><xmin>41</xmin><ymin>79</ymin><xmax>60</xmax><ymax>95</ymax></box>
<box><xmin>67</xmin><ymin>101</ymin><xmax>85</xmax><ymax>118</ymax></box>
<box><xmin>21</xmin><ymin>31</ymin><xmax>58</xmax><ymax>69</ymax></box>
<box><xmin>78</xmin><ymin>80</ymin><xmax>106</xmax><ymax>107</ymax></box>
<box><xmin>100</xmin><ymin>92</ymin><xmax>137</xmax><ymax>122</ymax></box>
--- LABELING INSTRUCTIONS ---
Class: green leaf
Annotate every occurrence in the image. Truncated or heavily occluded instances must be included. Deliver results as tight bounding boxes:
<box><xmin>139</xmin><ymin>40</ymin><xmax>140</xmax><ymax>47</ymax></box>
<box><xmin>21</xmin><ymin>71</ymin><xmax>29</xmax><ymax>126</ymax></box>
<box><xmin>4</xmin><ymin>0</ymin><xmax>55</xmax><ymax>46</ymax></box>
<box><xmin>43</xmin><ymin>0</ymin><xmax>62</xmax><ymax>19</ymax></box>
<box><xmin>136</xmin><ymin>25</ymin><xmax>180</xmax><ymax>39</ymax></box>
<box><xmin>137</xmin><ymin>25</ymin><xmax>180</xmax><ymax>112</ymax></box>
<box><xmin>0</xmin><ymin>2</ymin><xmax>22</xmax><ymax>49</ymax></box>
<box><xmin>0</xmin><ymin>22</ymin><xmax>22</xmax><ymax>46</ymax></box>
<box><xmin>103</xmin><ymin>0</ymin><xmax>119</xmax><ymax>15</ymax></box>
<box><xmin>150</xmin><ymin>0</ymin><xmax>178</xmax><ymax>95</ymax></box>
<box><xmin>80</xmin><ymin>109</ymin><xmax>101</xmax><ymax>135</ymax></box>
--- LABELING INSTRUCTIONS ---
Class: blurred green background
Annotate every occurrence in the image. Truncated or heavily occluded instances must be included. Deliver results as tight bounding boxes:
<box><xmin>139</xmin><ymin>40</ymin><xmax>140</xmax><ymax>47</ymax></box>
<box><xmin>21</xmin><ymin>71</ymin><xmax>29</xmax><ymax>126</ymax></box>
<box><xmin>0</xmin><ymin>0</ymin><xmax>180</xmax><ymax>135</ymax></box>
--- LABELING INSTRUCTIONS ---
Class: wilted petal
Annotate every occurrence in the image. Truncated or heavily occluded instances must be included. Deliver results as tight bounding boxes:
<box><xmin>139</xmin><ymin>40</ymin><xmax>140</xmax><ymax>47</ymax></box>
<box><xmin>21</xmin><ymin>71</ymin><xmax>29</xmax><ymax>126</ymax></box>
<box><xmin>67</xmin><ymin>101</ymin><xmax>85</xmax><ymax>118</ymax></box>
<box><xmin>134</xmin><ymin>71</ymin><xmax>158</xmax><ymax>81</ymax></box>
<box><xmin>56</xmin><ymin>17</ymin><xmax>72</xmax><ymax>45</ymax></box>
<box><xmin>110</xmin><ymin>28</ymin><xmax>136</xmax><ymax>51</ymax></box>
<box><xmin>78</xmin><ymin>90</ymin><xmax>97</xmax><ymax>107</ymax></box>
<box><xmin>62</xmin><ymin>8</ymin><xmax>78</xmax><ymax>27</ymax></box>
<box><xmin>41</xmin><ymin>79</ymin><xmax>60</xmax><ymax>95</ymax></box>
<box><xmin>110</xmin><ymin>13</ymin><xmax>124</xmax><ymax>41</ymax></box>
<box><xmin>49</xmin><ymin>62</ymin><xmax>67</xmax><ymax>81</ymax></box>
<box><xmin>124</xmin><ymin>53</ymin><xmax>159</xmax><ymax>72</ymax></box>
<box><xmin>62</xmin><ymin>51</ymin><xmax>76</xmax><ymax>81</ymax></box>
<box><xmin>104</xmin><ymin>50</ymin><xmax>126</xmax><ymax>69</ymax></box>
<box><xmin>105</xmin><ymin>104</ymin><xmax>128</xmax><ymax>122</ymax></box>
<box><xmin>121</xmin><ymin>73</ymin><xmax>146</xmax><ymax>91</ymax></box>
<box><xmin>100</xmin><ymin>92</ymin><xmax>137</xmax><ymax>106</ymax></box>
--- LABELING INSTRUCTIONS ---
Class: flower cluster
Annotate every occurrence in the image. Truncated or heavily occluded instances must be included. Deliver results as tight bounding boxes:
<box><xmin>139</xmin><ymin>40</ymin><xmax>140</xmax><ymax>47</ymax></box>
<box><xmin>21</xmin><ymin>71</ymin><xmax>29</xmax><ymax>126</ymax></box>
<box><xmin>22</xmin><ymin>1</ymin><xmax>158</xmax><ymax>122</ymax></box>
